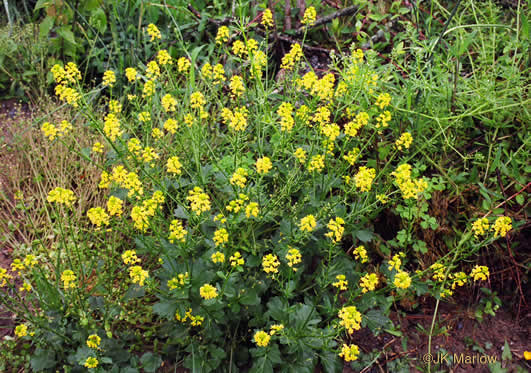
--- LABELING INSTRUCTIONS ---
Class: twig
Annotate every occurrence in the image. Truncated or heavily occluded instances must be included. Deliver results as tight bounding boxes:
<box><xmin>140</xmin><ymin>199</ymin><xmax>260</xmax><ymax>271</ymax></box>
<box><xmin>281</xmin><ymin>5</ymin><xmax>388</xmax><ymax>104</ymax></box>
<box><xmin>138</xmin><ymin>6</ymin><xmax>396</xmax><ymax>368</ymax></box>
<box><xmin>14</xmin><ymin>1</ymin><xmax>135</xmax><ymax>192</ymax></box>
<box><xmin>293</xmin><ymin>4</ymin><xmax>360</xmax><ymax>36</ymax></box>
<box><xmin>3</xmin><ymin>0</ymin><xmax>13</xmax><ymax>37</ymax></box>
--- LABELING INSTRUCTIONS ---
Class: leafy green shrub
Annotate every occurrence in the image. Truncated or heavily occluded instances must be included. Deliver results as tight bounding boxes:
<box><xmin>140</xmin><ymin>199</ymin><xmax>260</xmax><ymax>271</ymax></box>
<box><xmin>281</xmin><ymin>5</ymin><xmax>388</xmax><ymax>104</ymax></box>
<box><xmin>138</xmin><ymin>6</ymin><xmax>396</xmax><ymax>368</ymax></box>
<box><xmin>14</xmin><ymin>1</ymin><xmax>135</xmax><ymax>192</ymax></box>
<box><xmin>1</xmin><ymin>14</ymin><xmax>520</xmax><ymax>372</ymax></box>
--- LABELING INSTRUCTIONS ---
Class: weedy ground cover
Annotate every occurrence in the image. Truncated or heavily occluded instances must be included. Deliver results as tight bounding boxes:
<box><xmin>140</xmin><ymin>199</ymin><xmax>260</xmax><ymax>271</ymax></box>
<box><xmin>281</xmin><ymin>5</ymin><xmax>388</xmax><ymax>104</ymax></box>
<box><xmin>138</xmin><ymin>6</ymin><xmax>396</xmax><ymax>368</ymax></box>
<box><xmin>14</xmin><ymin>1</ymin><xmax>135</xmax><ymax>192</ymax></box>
<box><xmin>0</xmin><ymin>1</ymin><xmax>529</xmax><ymax>372</ymax></box>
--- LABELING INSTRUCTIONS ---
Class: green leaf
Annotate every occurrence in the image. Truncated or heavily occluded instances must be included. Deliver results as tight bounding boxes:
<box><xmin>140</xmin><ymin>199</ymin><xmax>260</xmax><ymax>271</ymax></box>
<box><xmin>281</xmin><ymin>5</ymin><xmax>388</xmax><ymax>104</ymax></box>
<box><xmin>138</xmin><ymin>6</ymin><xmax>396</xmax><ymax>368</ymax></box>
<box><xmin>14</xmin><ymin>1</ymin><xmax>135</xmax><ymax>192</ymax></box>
<box><xmin>153</xmin><ymin>300</ymin><xmax>177</xmax><ymax>319</ymax></box>
<box><xmin>320</xmin><ymin>350</ymin><xmax>343</xmax><ymax>373</ymax></box>
<box><xmin>240</xmin><ymin>288</ymin><xmax>260</xmax><ymax>306</ymax></box>
<box><xmin>34</xmin><ymin>0</ymin><xmax>53</xmax><ymax>11</ymax></box>
<box><xmin>140</xmin><ymin>352</ymin><xmax>162</xmax><ymax>372</ymax></box>
<box><xmin>89</xmin><ymin>8</ymin><xmax>107</xmax><ymax>34</ymax></box>
<box><xmin>364</xmin><ymin>309</ymin><xmax>393</xmax><ymax>335</ymax></box>
<box><xmin>30</xmin><ymin>348</ymin><xmax>56</xmax><ymax>371</ymax></box>
<box><xmin>355</xmin><ymin>229</ymin><xmax>374</xmax><ymax>242</ymax></box>
<box><xmin>501</xmin><ymin>340</ymin><xmax>512</xmax><ymax>361</ymax></box>
<box><xmin>39</xmin><ymin>16</ymin><xmax>54</xmax><ymax>38</ymax></box>
<box><xmin>57</xmin><ymin>26</ymin><xmax>77</xmax><ymax>46</ymax></box>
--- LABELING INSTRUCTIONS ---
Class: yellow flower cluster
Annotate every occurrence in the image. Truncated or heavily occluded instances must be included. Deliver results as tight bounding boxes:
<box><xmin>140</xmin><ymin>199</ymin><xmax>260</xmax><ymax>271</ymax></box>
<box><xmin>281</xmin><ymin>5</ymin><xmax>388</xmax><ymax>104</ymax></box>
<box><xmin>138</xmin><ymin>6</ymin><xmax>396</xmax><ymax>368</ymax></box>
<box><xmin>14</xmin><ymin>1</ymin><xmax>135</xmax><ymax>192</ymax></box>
<box><xmin>375</xmin><ymin>110</ymin><xmax>392</xmax><ymax>130</ymax></box>
<box><xmin>102</xmin><ymin>70</ymin><xmax>116</xmax><ymax>87</ymax></box>
<box><xmin>354</xmin><ymin>166</ymin><xmax>376</xmax><ymax>192</ymax></box>
<box><xmin>308</xmin><ymin>154</ymin><xmax>325</xmax><ymax>173</ymax></box>
<box><xmin>450</xmin><ymin>272</ymin><xmax>468</xmax><ymax>289</ymax></box>
<box><xmin>230</xmin><ymin>75</ymin><xmax>245</xmax><ymax>97</ymax></box>
<box><xmin>164</xmin><ymin>118</ymin><xmax>179</xmax><ymax>134</ymax></box>
<box><xmin>286</xmin><ymin>248</ymin><xmax>302</xmax><ymax>270</ymax></box>
<box><xmin>245</xmin><ymin>202</ymin><xmax>259</xmax><ymax>218</ymax></box>
<box><xmin>216</xmin><ymin>26</ymin><xmax>230</xmax><ymax>45</ymax></box>
<box><xmin>430</xmin><ymin>263</ymin><xmax>446</xmax><ymax>281</ymax></box>
<box><xmin>86</xmin><ymin>334</ymin><xmax>101</xmax><ymax>349</ymax></box>
<box><xmin>345</xmin><ymin>113</ymin><xmax>368</xmax><ymax>136</ymax></box>
<box><xmin>177</xmin><ymin>57</ymin><xmax>191</xmax><ymax>73</ymax></box>
<box><xmin>143</xmin><ymin>79</ymin><xmax>155</xmax><ymax>98</ymax></box>
<box><xmin>15</xmin><ymin>324</ymin><xmax>28</xmax><ymax>338</ymax></box>
<box><xmin>278</xmin><ymin>102</ymin><xmax>294</xmax><ymax>132</ymax></box>
<box><xmin>222</xmin><ymin>107</ymin><xmax>249</xmax><ymax>131</ymax></box>
<box><xmin>299</xmin><ymin>215</ymin><xmax>317</xmax><ymax>232</ymax></box>
<box><xmin>187</xmin><ymin>187</ymin><xmax>211</xmax><ymax>215</ymax></box>
<box><xmin>51</xmin><ymin>62</ymin><xmax>81</xmax><ymax>84</ymax></box>
<box><xmin>166</xmin><ymin>156</ymin><xmax>183</xmax><ymax>175</ymax></box>
<box><xmin>103</xmin><ymin>113</ymin><xmax>123</xmax><ymax>142</ymax></box>
<box><xmin>269</xmin><ymin>324</ymin><xmax>284</xmax><ymax>335</ymax></box>
<box><xmin>175</xmin><ymin>308</ymin><xmax>204</xmax><ymax>326</ymax></box>
<box><xmin>391</xmin><ymin>164</ymin><xmax>428</xmax><ymax>199</ymax></box>
<box><xmin>388</xmin><ymin>252</ymin><xmax>404</xmax><ymax>271</ymax></box>
<box><xmin>41</xmin><ymin>120</ymin><xmax>73</xmax><ymax>140</ymax></box>
<box><xmin>332</xmin><ymin>274</ymin><xmax>348</xmax><ymax>291</ymax></box>
<box><xmin>262</xmin><ymin>254</ymin><xmax>280</xmax><ymax>274</ymax></box>
<box><xmin>339</xmin><ymin>344</ymin><xmax>360</xmax><ymax>362</ymax></box>
<box><xmin>281</xmin><ymin>43</ymin><xmax>303</xmax><ymax>70</ymax></box>
<box><xmin>54</xmin><ymin>84</ymin><xmax>80</xmax><ymax>107</ymax></box>
<box><xmin>130</xmin><ymin>191</ymin><xmax>164</xmax><ymax>231</ymax></box>
<box><xmin>146</xmin><ymin>23</ymin><xmax>161</xmax><ymax>41</ymax></box>
<box><xmin>125</xmin><ymin>67</ymin><xmax>137</xmax><ymax>82</ymax></box>
<box><xmin>211</xmin><ymin>251</ymin><xmax>225</xmax><ymax>264</ymax></box>
<box><xmin>294</xmin><ymin>147</ymin><xmax>307</xmax><ymax>163</ymax></box>
<box><xmin>470</xmin><ymin>265</ymin><xmax>489</xmax><ymax>281</ymax></box>
<box><xmin>230</xmin><ymin>168</ymin><xmax>248</xmax><ymax>188</ymax></box>
<box><xmin>261</xmin><ymin>8</ymin><xmax>274</xmax><ymax>28</ymax></box>
<box><xmin>190</xmin><ymin>91</ymin><xmax>205</xmax><ymax>109</ymax></box>
<box><xmin>338</xmin><ymin>306</ymin><xmax>362</xmax><ymax>334</ymax></box>
<box><xmin>129</xmin><ymin>265</ymin><xmax>149</xmax><ymax>286</ymax></box>
<box><xmin>395</xmin><ymin>132</ymin><xmax>413</xmax><ymax>150</ymax></box>
<box><xmin>47</xmin><ymin>187</ymin><xmax>76</xmax><ymax>207</ymax></box>
<box><xmin>230</xmin><ymin>251</ymin><xmax>244</xmax><ymax>267</ymax></box>
<box><xmin>168</xmin><ymin>272</ymin><xmax>189</xmax><ymax>289</ymax></box>
<box><xmin>84</xmin><ymin>357</ymin><xmax>98</xmax><ymax>369</ymax></box>
<box><xmin>256</xmin><ymin>156</ymin><xmax>273</xmax><ymax>174</ymax></box>
<box><xmin>393</xmin><ymin>271</ymin><xmax>411</xmax><ymax>289</ymax></box>
<box><xmin>61</xmin><ymin>269</ymin><xmax>76</xmax><ymax>289</ymax></box>
<box><xmin>213</xmin><ymin>228</ymin><xmax>229</xmax><ymax>247</ymax></box>
<box><xmin>199</xmin><ymin>284</ymin><xmax>218</xmax><ymax>300</ymax></box>
<box><xmin>87</xmin><ymin>207</ymin><xmax>110</xmax><ymax>227</ymax></box>
<box><xmin>493</xmin><ymin>216</ymin><xmax>512</xmax><ymax>238</ymax></box>
<box><xmin>157</xmin><ymin>49</ymin><xmax>172</xmax><ymax>65</ymax></box>
<box><xmin>325</xmin><ymin>217</ymin><xmax>345</xmax><ymax>242</ymax></box>
<box><xmin>472</xmin><ymin>218</ymin><xmax>489</xmax><ymax>238</ymax></box>
<box><xmin>122</xmin><ymin>250</ymin><xmax>141</xmax><ymax>265</ymax></box>
<box><xmin>360</xmin><ymin>273</ymin><xmax>379</xmax><ymax>293</ymax></box>
<box><xmin>343</xmin><ymin>148</ymin><xmax>360</xmax><ymax>166</ymax></box>
<box><xmin>301</xmin><ymin>6</ymin><xmax>317</xmax><ymax>26</ymax></box>
<box><xmin>254</xmin><ymin>330</ymin><xmax>270</xmax><ymax>347</ymax></box>
<box><xmin>161</xmin><ymin>94</ymin><xmax>177</xmax><ymax>112</ymax></box>
<box><xmin>375</xmin><ymin>93</ymin><xmax>391</xmax><ymax>109</ymax></box>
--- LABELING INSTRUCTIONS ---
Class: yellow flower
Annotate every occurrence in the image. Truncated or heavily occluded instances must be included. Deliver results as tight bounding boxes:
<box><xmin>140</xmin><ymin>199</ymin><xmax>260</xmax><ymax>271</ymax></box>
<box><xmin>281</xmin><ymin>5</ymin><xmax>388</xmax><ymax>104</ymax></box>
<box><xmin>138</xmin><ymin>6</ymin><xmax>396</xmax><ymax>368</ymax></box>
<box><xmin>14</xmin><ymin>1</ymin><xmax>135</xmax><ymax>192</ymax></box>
<box><xmin>24</xmin><ymin>255</ymin><xmax>37</xmax><ymax>268</ymax></box>
<box><xmin>375</xmin><ymin>110</ymin><xmax>392</xmax><ymax>129</ymax></box>
<box><xmin>138</xmin><ymin>111</ymin><xmax>151</xmax><ymax>123</ymax></box>
<box><xmin>19</xmin><ymin>281</ymin><xmax>32</xmax><ymax>292</ymax></box>
<box><xmin>395</xmin><ymin>132</ymin><xmax>413</xmax><ymax>150</ymax></box>
<box><xmin>332</xmin><ymin>274</ymin><xmax>348</xmax><ymax>291</ymax></box>
<box><xmin>216</xmin><ymin>26</ymin><xmax>230</xmax><ymax>45</ymax></box>
<box><xmin>230</xmin><ymin>168</ymin><xmax>248</xmax><ymax>188</ymax></box>
<box><xmin>129</xmin><ymin>265</ymin><xmax>149</xmax><ymax>286</ymax></box>
<box><xmin>280</xmin><ymin>43</ymin><xmax>303</xmax><ymax>70</ymax></box>
<box><xmin>376</xmin><ymin>194</ymin><xmax>388</xmax><ymax>204</ymax></box>
<box><xmin>87</xmin><ymin>207</ymin><xmax>110</xmax><ymax>227</ymax></box>
<box><xmin>211</xmin><ymin>251</ymin><xmax>225</xmax><ymax>264</ymax></box>
<box><xmin>122</xmin><ymin>250</ymin><xmax>141</xmax><ymax>265</ymax></box>
<box><xmin>360</xmin><ymin>273</ymin><xmax>379</xmax><ymax>293</ymax></box>
<box><xmin>230</xmin><ymin>251</ymin><xmax>244</xmax><ymax>267</ymax></box>
<box><xmin>523</xmin><ymin>351</ymin><xmax>531</xmax><ymax>360</ymax></box>
<box><xmin>338</xmin><ymin>306</ymin><xmax>362</xmax><ymax>334</ymax></box>
<box><xmin>232</xmin><ymin>40</ymin><xmax>246</xmax><ymax>57</ymax></box>
<box><xmin>343</xmin><ymin>148</ymin><xmax>360</xmax><ymax>166</ymax></box>
<box><xmin>168</xmin><ymin>272</ymin><xmax>189</xmax><ymax>289</ymax></box>
<box><xmin>308</xmin><ymin>154</ymin><xmax>325</xmax><ymax>173</ymax></box>
<box><xmin>41</xmin><ymin>122</ymin><xmax>58</xmax><ymax>140</ymax></box>
<box><xmin>294</xmin><ymin>148</ymin><xmax>307</xmax><ymax>163</ymax></box>
<box><xmin>103</xmin><ymin>113</ymin><xmax>122</xmax><ymax>141</ymax></box>
<box><xmin>388</xmin><ymin>252</ymin><xmax>404</xmax><ymax>271</ymax></box>
<box><xmin>262</xmin><ymin>254</ymin><xmax>280</xmax><ymax>274</ymax></box>
<box><xmin>470</xmin><ymin>265</ymin><xmax>489</xmax><ymax>281</ymax></box>
<box><xmin>84</xmin><ymin>357</ymin><xmax>98</xmax><ymax>369</ymax></box>
<box><xmin>213</xmin><ymin>228</ymin><xmax>229</xmax><ymax>247</ymax></box>
<box><xmin>167</xmin><ymin>156</ymin><xmax>183</xmax><ymax>175</ymax></box>
<box><xmin>450</xmin><ymin>272</ymin><xmax>468</xmax><ymax>289</ymax></box>
<box><xmin>302</xmin><ymin>6</ymin><xmax>317</xmax><ymax>26</ymax></box>
<box><xmin>54</xmin><ymin>84</ymin><xmax>80</xmax><ymax>107</ymax></box>
<box><xmin>142</xmin><ymin>79</ymin><xmax>155</xmax><ymax>98</ymax></box>
<box><xmin>278</xmin><ymin>102</ymin><xmax>294</xmax><ymax>132</ymax></box>
<box><xmin>230</xmin><ymin>75</ymin><xmax>245</xmax><ymax>97</ymax></box>
<box><xmin>245</xmin><ymin>202</ymin><xmax>259</xmax><ymax>218</ymax></box>
<box><xmin>61</xmin><ymin>269</ymin><xmax>77</xmax><ymax>290</ymax></box>
<box><xmin>47</xmin><ymin>187</ymin><xmax>76</xmax><ymax>207</ymax></box>
<box><xmin>177</xmin><ymin>57</ymin><xmax>191</xmax><ymax>73</ymax></box>
<box><xmin>161</xmin><ymin>94</ymin><xmax>177</xmax><ymax>112</ymax></box>
<box><xmin>339</xmin><ymin>344</ymin><xmax>360</xmax><ymax>362</ymax></box>
<box><xmin>107</xmin><ymin>196</ymin><xmax>123</xmax><ymax>217</ymax></box>
<box><xmin>169</xmin><ymin>219</ymin><xmax>187</xmax><ymax>243</ymax></box>
<box><xmin>375</xmin><ymin>93</ymin><xmax>391</xmax><ymax>109</ymax></box>
<box><xmin>269</xmin><ymin>324</ymin><xmax>284</xmax><ymax>335</ymax></box>
<box><xmin>254</xmin><ymin>330</ymin><xmax>271</xmax><ymax>347</ymax></box>
<box><xmin>102</xmin><ymin>70</ymin><xmax>116</xmax><ymax>87</ymax></box>
<box><xmin>200</xmin><ymin>284</ymin><xmax>218</xmax><ymax>300</ymax></box>
<box><xmin>92</xmin><ymin>142</ymin><xmax>104</xmax><ymax>154</ymax></box>
<box><xmin>86</xmin><ymin>334</ymin><xmax>101</xmax><ymax>349</ymax></box>
<box><xmin>187</xmin><ymin>187</ymin><xmax>211</xmax><ymax>215</ymax></box>
<box><xmin>0</xmin><ymin>267</ymin><xmax>12</xmax><ymax>287</ymax></box>
<box><xmin>472</xmin><ymin>218</ymin><xmax>489</xmax><ymax>238</ymax></box>
<box><xmin>286</xmin><ymin>248</ymin><xmax>301</xmax><ymax>270</ymax></box>
<box><xmin>146</xmin><ymin>23</ymin><xmax>161</xmax><ymax>41</ymax></box>
<box><xmin>256</xmin><ymin>156</ymin><xmax>273</xmax><ymax>174</ymax></box>
<box><xmin>261</xmin><ymin>8</ymin><xmax>274</xmax><ymax>28</ymax></box>
<box><xmin>354</xmin><ymin>166</ymin><xmax>376</xmax><ymax>192</ymax></box>
<box><xmin>492</xmin><ymin>216</ymin><xmax>512</xmax><ymax>238</ymax></box>
<box><xmin>393</xmin><ymin>271</ymin><xmax>411</xmax><ymax>289</ymax></box>
<box><xmin>164</xmin><ymin>118</ymin><xmax>179</xmax><ymax>134</ymax></box>
<box><xmin>299</xmin><ymin>215</ymin><xmax>317</xmax><ymax>232</ymax></box>
<box><xmin>157</xmin><ymin>49</ymin><xmax>172</xmax><ymax>65</ymax></box>
<box><xmin>125</xmin><ymin>67</ymin><xmax>137</xmax><ymax>82</ymax></box>
<box><xmin>11</xmin><ymin>259</ymin><xmax>24</xmax><ymax>273</ymax></box>
<box><xmin>430</xmin><ymin>263</ymin><xmax>446</xmax><ymax>281</ymax></box>
<box><xmin>190</xmin><ymin>91</ymin><xmax>205</xmax><ymax>109</ymax></box>
<box><xmin>15</xmin><ymin>324</ymin><xmax>28</xmax><ymax>338</ymax></box>
<box><xmin>325</xmin><ymin>217</ymin><xmax>345</xmax><ymax>243</ymax></box>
